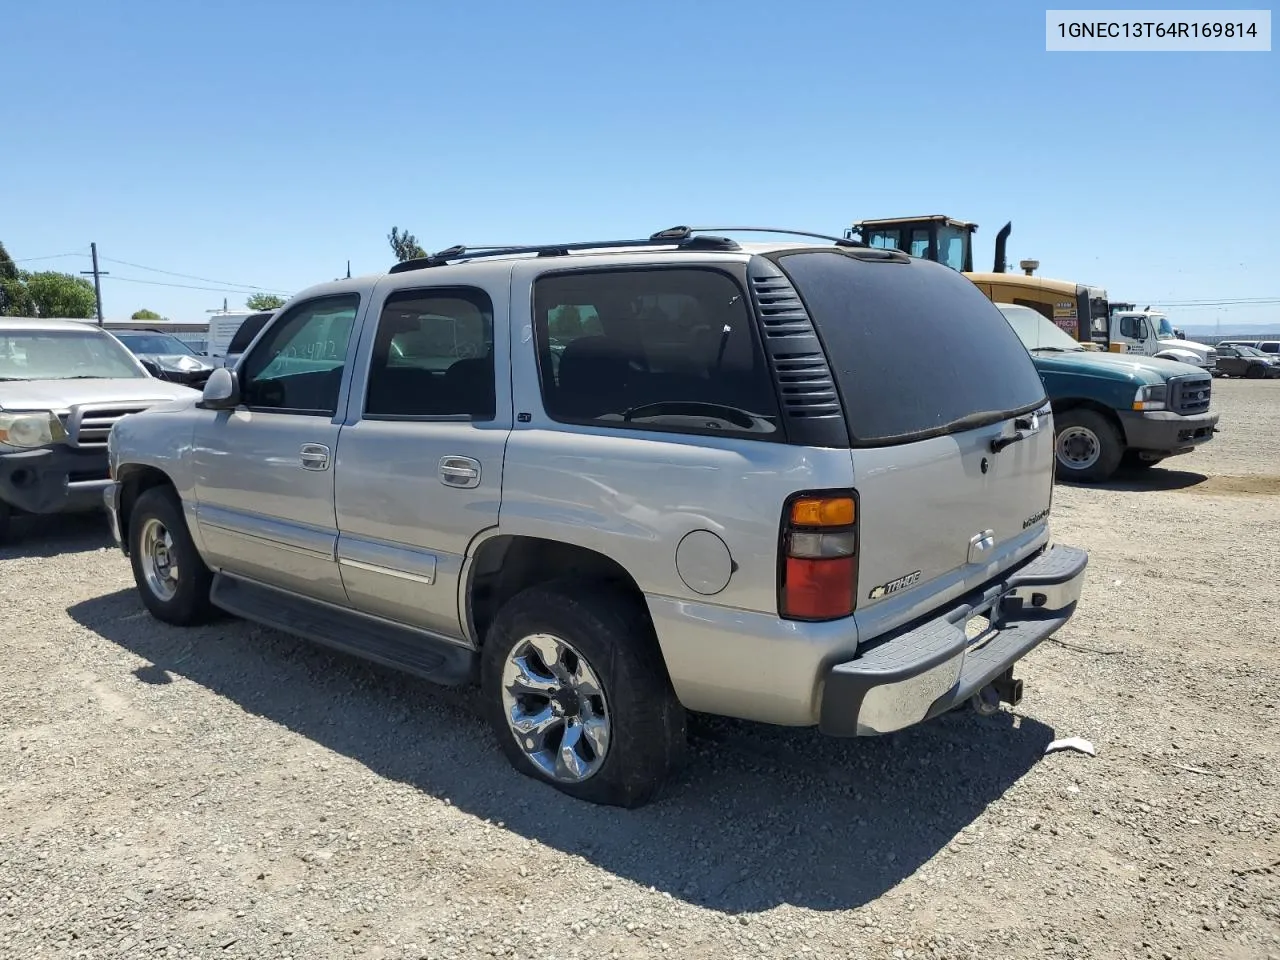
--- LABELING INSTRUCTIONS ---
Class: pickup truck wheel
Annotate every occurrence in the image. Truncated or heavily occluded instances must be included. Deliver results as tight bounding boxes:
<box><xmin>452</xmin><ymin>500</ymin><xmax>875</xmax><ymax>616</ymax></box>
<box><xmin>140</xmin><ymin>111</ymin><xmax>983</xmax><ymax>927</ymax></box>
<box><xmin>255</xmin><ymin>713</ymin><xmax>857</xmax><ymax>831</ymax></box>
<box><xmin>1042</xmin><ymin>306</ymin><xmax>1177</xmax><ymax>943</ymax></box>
<box><xmin>481</xmin><ymin>580</ymin><xmax>686</xmax><ymax>808</ymax></box>
<box><xmin>128</xmin><ymin>486</ymin><xmax>217</xmax><ymax>626</ymax></box>
<box><xmin>1246</xmin><ymin>364</ymin><xmax>1266</xmax><ymax>379</ymax></box>
<box><xmin>1053</xmin><ymin>409</ymin><xmax>1124</xmax><ymax>483</ymax></box>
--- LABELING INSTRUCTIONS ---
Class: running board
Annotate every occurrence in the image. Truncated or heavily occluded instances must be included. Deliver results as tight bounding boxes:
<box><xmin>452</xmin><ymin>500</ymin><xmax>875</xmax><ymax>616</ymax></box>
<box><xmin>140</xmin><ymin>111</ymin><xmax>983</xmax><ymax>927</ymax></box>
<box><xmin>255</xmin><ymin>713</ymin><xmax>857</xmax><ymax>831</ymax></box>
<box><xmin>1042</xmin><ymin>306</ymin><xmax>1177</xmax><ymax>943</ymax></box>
<box><xmin>210</xmin><ymin>574</ymin><xmax>476</xmax><ymax>686</ymax></box>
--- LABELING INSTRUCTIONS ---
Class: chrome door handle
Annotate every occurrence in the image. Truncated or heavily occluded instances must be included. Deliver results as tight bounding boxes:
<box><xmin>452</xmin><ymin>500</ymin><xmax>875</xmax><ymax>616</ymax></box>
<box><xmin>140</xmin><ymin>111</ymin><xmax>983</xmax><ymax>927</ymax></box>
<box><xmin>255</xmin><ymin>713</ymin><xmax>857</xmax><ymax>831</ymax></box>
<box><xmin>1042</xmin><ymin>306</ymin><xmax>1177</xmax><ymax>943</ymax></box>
<box><xmin>300</xmin><ymin>443</ymin><xmax>331</xmax><ymax>471</ymax></box>
<box><xmin>439</xmin><ymin>455</ymin><xmax>481</xmax><ymax>488</ymax></box>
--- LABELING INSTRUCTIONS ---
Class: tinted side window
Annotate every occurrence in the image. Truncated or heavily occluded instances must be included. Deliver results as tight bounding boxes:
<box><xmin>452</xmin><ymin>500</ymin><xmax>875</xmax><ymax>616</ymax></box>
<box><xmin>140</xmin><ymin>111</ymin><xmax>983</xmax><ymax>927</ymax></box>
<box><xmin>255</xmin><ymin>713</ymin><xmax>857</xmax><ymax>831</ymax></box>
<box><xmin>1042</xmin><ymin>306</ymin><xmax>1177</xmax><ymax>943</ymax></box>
<box><xmin>364</xmin><ymin>287</ymin><xmax>495</xmax><ymax>420</ymax></box>
<box><xmin>229</xmin><ymin>313</ymin><xmax>274</xmax><ymax>354</ymax></box>
<box><xmin>240</xmin><ymin>294</ymin><xmax>359</xmax><ymax>415</ymax></box>
<box><xmin>532</xmin><ymin>268</ymin><xmax>781</xmax><ymax>438</ymax></box>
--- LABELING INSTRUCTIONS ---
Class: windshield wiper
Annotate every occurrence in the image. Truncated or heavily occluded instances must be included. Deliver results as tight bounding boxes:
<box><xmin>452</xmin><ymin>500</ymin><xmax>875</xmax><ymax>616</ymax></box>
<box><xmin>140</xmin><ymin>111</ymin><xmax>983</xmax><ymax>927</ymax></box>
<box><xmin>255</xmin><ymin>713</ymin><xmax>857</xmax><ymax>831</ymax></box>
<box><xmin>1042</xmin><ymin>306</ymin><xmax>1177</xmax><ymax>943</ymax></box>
<box><xmin>619</xmin><ymin>400</ymin><xmax>760</xmax><ymax>429</ymax></box>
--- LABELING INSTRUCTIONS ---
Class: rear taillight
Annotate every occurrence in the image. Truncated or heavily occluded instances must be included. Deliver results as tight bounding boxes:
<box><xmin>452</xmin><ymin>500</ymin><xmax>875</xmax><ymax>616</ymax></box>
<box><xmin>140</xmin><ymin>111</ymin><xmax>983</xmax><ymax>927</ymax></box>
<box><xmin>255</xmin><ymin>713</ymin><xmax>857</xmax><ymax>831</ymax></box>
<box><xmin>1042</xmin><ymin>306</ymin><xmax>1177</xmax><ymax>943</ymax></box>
<box><xmin>779</xmin><ymin>492</ymin><xmax>858</xmax><ymax>621</ymax></box>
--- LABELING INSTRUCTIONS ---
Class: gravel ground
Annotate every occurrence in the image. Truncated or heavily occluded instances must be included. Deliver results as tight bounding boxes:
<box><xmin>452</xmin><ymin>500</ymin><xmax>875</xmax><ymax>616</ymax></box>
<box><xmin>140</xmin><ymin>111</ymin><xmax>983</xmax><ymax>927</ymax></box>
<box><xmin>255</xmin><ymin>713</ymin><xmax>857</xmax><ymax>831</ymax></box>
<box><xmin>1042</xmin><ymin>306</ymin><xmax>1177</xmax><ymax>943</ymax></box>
<box><xmin>3</xmin><ymin>379</ymin><xmax>1279</xmax><ymax>960</ymax></box>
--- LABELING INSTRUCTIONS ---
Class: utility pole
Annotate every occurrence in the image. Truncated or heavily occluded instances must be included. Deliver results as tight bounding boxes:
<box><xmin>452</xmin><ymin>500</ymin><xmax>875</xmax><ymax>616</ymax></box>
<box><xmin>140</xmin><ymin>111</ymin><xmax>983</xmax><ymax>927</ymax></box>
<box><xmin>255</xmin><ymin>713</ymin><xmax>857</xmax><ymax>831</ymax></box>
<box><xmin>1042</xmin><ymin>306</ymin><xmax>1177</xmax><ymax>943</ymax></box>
<box><xmin>80</xmin><ymin>242</ymin><xmax>108</xmax><ymax>324</ymax></box>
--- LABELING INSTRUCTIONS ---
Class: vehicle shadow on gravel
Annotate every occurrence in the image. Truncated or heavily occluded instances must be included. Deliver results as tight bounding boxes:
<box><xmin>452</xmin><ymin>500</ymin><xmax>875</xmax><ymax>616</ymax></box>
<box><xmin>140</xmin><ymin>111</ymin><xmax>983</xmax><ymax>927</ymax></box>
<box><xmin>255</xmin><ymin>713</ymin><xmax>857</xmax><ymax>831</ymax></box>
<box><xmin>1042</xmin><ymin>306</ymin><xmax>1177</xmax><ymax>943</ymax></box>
<box><xmin>1058</xmin><ymin>467</ymin><xmax>1207</xmax><ymax>492</ymax></box>
<box><xmin>0</xmin><ymin>512</ymin><xmax>114</xmax><ymax>559</ymax></box>
<box><xmin>70</xmin><ymin>588</ymin><xmax>1058</xmax><ymax>915</ymax></box>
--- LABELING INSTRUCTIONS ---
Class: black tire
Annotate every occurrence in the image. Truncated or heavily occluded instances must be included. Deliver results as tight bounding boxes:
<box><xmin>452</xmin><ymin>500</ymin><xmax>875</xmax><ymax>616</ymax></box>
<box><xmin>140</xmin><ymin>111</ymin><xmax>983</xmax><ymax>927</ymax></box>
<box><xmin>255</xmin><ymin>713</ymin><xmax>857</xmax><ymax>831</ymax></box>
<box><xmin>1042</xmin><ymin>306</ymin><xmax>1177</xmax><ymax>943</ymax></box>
<box><xmin>1053</xmin><ymin>408</ymin><xmax>1124</xmax><ymax>483</ymax></box>
<box><xmin>480</xmin><ymin>578</ymin><xmax>687</xmax><ymax>808</ymax></box>
<box><xmin>1245</xmin><ymin>364</ymin><xmax>1265</xmax><ymax>379</ymax></box>
<box><xmin>128</xmin><ymin>486</ymin><xmax>217</xmax><ymax>626</ymax></box>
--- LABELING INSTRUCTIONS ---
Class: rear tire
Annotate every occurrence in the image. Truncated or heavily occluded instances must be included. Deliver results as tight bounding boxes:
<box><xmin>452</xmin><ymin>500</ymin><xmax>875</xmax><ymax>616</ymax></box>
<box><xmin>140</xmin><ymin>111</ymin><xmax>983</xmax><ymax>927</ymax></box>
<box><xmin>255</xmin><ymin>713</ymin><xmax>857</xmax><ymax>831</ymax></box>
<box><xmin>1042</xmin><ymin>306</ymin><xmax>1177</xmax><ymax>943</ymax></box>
<box><xmin>128</xmin><ymin>486</ymin><xmax>217</xmax><ymax>626</ymax></box>
<box><xmin>1053</xmin><ymin>409</ymin><xmax>1124</xmax><ymax>483</ymax></box>
<box><xmin>480</xmin><ymin>578</ymin><xmax>687</xmax><ymax>808</ymax></box>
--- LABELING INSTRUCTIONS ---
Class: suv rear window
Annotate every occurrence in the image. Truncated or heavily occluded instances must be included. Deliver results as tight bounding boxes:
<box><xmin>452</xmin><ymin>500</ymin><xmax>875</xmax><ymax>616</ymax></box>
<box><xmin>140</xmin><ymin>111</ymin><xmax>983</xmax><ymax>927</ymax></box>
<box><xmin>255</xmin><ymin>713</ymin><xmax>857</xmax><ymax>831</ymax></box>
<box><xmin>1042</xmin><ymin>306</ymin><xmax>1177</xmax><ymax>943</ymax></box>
<box><xmin>774</xmin><ymin>251</ymin><xmax>1046</xmax><ymax>445</ymax></box>
<box><xmin>533</xmin><ymin>267</ymin><xmax>782</xmax><ymax>438</ymax></box>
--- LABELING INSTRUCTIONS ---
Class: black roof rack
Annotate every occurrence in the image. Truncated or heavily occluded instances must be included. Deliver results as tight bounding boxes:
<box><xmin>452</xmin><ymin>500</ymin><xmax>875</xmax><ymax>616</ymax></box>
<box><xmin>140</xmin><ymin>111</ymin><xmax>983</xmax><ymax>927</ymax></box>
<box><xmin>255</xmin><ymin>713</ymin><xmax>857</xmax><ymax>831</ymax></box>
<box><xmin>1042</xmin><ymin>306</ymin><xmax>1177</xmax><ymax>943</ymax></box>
<box><xmin>677</xmin><ymin>226</ymin><xmax>865</xmax><ymax>248</ymax></box>
<box><xmin>386</xmin><ymin>225</ymin><xmax>861</xmax><ymax>274</ymax></box>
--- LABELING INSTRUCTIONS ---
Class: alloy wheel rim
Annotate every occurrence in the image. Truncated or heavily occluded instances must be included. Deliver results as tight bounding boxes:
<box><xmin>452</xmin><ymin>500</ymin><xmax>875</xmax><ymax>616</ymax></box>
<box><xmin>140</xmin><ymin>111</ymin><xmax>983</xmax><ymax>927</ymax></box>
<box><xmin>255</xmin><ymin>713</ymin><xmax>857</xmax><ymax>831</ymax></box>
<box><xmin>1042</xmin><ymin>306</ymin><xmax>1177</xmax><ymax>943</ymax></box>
<box><xmin>500</xmin><ymin>633</ymin><xmax>610</xmax><ymax>783</ymax></box>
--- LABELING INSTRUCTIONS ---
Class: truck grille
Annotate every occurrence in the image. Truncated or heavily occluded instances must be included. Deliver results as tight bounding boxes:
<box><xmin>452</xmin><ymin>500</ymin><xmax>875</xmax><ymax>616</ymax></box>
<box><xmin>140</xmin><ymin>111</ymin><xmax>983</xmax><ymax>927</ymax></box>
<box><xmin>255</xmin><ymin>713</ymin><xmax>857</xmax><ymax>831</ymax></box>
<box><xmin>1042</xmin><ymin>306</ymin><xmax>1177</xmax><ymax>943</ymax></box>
<box><xmin>63</xmin><ymin>403</ymin><xmax>158</xmax><ymax>447</ymax></box>
<box><xmin>1167</xmin><ymin>375</ymin><xmax>1212</xmax><ymax>416</ymax></box>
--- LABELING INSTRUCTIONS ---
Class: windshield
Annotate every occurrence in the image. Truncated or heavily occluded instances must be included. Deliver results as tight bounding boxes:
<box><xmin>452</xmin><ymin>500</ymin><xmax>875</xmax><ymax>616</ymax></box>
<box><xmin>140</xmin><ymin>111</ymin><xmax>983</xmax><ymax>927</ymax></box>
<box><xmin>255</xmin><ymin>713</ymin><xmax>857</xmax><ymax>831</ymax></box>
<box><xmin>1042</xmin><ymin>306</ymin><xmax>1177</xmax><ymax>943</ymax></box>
<box><xmin>1237</xmin><ymin>346</ymin><xmax>1267</xmax><ymax>357</ymax></box>
<box><xmin>998</xmin><ymin>304</ymin><xmax>1086</xmax><ymax>352</ymax></box>
<box><xmin>1153</xmin><ymin>316</ymin><xmax>1177</xmax><ymax>338</ymax></box>
<box><xmin>936</xmin><ymin>224</ymin><xmax>969</xmax><ymax>271</ymax></box>
<box><xmin>0</xmin><ymin>329</ymin><xmax>147</xmax><ymax>381</ymax></box>
<box><xmin>115</xmin><ymin>333</ymin><xmax>197</xmax><ymax>356</ymax></box>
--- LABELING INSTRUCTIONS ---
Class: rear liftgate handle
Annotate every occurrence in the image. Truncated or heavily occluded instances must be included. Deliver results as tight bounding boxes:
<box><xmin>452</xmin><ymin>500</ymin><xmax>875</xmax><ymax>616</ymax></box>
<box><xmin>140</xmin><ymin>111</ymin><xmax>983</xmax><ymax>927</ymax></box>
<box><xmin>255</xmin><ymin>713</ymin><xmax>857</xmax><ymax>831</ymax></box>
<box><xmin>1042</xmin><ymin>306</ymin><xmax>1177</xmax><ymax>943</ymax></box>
<box><xmin>990</xmin><ymin>410</ymin><xmax>1043</xmax><ymax>454</ymax></box>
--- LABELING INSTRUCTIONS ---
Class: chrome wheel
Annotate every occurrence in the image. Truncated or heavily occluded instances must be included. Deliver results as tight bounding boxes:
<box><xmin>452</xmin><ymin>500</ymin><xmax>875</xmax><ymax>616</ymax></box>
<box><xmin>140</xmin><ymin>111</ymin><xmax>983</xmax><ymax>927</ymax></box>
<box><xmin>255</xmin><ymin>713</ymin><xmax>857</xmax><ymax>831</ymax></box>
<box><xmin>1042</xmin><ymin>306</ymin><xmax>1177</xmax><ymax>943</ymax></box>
<box><xmin>139</xmin><ymin>516</ymin><xmax>180</xmax><ymax>602</ymax></box>
<box><xmin>500</xmin><ymin>633</ymin><xmax>610</xmax><ymax>784</ymax></box>
<box><xmin>1056</xmin><ymin>425</ymin><xmax>1101</xmax><ymax>470</ymax></box>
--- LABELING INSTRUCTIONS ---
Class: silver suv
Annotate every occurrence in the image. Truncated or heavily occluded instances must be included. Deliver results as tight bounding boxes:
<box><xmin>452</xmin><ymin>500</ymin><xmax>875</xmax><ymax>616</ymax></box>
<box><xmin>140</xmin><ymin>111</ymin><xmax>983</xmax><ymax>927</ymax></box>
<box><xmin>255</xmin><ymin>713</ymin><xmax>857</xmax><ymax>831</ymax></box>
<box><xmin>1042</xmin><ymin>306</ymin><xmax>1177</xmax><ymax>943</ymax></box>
<box><xmin>104</xmin><ymin>227</ymin><xmax>1089</xmax><ymax>807</ymax></box>
<box><xmin>1</xmin><ymin>318</ymin><xmax>198</xmax><ymax>542</ymax></box>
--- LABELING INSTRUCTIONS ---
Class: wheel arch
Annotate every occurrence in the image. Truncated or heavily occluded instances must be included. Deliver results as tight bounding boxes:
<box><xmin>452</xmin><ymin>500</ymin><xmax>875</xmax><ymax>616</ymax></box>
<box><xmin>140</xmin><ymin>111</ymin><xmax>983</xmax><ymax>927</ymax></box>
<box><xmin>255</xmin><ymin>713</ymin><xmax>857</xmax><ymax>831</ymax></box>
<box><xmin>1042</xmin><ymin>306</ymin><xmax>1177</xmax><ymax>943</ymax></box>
<box><xmin>115</xmin><ymin>463</ymin><xmax>179</xmax><ymax>556</ymax></box>
<box><xmin>1049</xmin><ymin>397</ymin><xmax>1129</xmax><ymax>444</ymax></box>
<box><xmin>462</xmin><ymin>532</ymin><xmax>652</xmax><ymax>648</ymax></box>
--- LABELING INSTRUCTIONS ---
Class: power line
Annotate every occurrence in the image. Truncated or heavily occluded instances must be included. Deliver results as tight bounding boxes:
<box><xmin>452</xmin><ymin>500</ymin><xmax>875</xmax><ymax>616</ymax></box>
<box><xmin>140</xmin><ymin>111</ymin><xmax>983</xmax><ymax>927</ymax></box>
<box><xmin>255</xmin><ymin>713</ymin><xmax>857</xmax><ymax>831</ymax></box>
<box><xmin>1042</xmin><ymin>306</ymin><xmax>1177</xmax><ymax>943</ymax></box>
<box><xmin>99</xmin><ymin>256</ymin><xmax>286</xmax><ymax>293</ymax></box>
<box><xmin>102</xmin><ymin>274</ymin><xmax>294</xmax><ymax>295</ymax></box>
<box><xmin>12</xmin><ymin>251</ymin><xmax>88</xmax><ymax>264</ymax></box>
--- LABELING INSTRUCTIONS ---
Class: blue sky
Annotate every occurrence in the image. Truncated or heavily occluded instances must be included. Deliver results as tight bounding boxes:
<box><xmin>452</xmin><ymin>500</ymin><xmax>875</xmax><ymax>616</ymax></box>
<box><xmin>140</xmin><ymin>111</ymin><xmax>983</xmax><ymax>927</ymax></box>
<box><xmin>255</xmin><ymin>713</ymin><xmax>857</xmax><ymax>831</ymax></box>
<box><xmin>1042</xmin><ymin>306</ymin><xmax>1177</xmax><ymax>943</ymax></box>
<box><xmin>5</xmin><ymin>0</ymin><xmax>1276</xmax><ymax>330</ymax></box>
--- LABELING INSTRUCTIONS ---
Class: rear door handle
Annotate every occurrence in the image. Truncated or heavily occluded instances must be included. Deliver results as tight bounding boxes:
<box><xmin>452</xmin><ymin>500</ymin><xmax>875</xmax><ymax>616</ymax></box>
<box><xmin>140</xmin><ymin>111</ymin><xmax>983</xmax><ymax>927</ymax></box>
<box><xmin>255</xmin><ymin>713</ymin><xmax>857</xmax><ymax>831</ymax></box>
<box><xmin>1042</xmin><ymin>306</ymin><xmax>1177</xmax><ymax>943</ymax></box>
<box><xmin>300</xmin><ymin>443</ymin><xmax>331</xmax><ymax>471</ymax></box>
<box><xmin>439</xmin><ymin>455</ymin><xmax>481</xmax><ymax>488</ymax></box>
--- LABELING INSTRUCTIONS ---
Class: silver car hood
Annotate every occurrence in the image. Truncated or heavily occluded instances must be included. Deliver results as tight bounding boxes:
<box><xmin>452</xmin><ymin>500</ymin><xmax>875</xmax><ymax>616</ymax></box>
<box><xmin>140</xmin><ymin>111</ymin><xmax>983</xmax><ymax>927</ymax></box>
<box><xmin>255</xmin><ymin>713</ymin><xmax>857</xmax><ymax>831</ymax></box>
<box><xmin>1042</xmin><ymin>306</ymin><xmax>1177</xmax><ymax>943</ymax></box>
<box><xmin>0</xmin><ymin>377</ymin><xmax>200</xmax><ymax>413</ymax></box>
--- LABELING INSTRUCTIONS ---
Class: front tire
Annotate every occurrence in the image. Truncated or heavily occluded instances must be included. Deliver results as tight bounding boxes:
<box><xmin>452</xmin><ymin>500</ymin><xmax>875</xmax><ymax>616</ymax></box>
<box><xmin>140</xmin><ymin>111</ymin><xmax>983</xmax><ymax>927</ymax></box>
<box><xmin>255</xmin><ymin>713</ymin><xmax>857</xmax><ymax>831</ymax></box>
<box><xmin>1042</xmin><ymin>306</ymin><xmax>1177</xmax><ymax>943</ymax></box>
<box><xmin>1053</xmin><ymin>409</ymin><xmax>1124</xmax><ymax>483</ymax></box>
<box><xmin>0</xmin><ymin>501</ymin><xmax>13</xmax><ymax>545</ymax></box>
<box><xmin>128</xmin><ymin>486</ymin><xmax>217</xmax><ymax>626</ymax></box>
<box><xmin>1246</xmin><ymin>364</ymin><xmax>1265</xmax><ymax>379</ymax></box>
<box><xmin>480</xmin><ymin>579</ymin><xmax>687</xmax><ymax>808</ymax></box>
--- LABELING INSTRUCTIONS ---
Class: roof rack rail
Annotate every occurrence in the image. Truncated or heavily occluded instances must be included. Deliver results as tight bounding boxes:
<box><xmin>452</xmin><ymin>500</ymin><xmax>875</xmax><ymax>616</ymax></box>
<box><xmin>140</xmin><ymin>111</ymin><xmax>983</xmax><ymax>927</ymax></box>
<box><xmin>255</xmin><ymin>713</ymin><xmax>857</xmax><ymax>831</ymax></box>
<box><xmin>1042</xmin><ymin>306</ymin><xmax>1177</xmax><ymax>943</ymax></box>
<box><xmin>676</xmin><ymin>226</ymin><xmax>866</xmax><ymax>248</ymax></box>
<box><xmin>387</xmin><ymin>236</ymin><xmax>706</xmax><ymax>274</ymax></box>
<box><xmin>386</xmin><ymin>225</ymin><xmax>855</xmax><ymax>274</ymax></box>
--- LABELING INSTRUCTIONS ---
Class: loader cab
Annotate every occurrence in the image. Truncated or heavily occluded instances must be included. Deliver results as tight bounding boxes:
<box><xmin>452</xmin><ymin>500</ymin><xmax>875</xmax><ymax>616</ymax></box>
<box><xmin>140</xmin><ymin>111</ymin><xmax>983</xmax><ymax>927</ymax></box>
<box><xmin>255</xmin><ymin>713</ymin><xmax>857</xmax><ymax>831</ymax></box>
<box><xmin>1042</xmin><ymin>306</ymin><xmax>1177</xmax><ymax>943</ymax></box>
<box><xmin>846</xmin><ymin>215</ymin><xmax>978</xmax><ymax>273</ymax></box>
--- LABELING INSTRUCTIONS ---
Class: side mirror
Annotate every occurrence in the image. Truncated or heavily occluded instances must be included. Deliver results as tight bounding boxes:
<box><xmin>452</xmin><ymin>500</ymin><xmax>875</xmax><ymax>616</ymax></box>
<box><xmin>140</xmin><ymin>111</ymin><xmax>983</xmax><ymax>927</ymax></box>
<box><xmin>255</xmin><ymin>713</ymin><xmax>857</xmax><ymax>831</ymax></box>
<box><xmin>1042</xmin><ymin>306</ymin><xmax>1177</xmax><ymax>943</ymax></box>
<box><xmin>199</xmin><ymin>367</ymin><xmax>241</xmax><ymax>409</ymax></box>
<box><xmin>141</xmin><ymin>358</ymin><xmax>162</xmax><ymax>377</ymax></box>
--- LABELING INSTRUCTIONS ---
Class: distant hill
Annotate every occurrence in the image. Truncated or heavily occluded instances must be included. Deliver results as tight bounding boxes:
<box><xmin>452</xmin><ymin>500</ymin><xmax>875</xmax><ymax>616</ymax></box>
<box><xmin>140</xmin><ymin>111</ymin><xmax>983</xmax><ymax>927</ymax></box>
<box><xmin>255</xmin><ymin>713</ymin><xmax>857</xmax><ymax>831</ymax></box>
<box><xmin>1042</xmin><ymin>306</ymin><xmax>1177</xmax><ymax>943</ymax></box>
<box><xmin>1180</xmin><ymin>325</ymin><xmax>1280</xmax><ymax>338</ymax></box>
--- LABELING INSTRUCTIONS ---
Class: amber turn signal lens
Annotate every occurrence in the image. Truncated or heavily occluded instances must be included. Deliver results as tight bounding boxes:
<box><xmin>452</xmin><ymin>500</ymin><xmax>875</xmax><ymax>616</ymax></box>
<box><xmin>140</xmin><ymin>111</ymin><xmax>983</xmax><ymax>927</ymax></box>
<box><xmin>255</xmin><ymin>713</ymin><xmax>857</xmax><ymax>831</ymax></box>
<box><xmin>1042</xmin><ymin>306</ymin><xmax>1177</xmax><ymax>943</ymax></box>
<box><xmin>790</xmin><ymin>496</ymin><xmax>855</xmax><ymax>527</ymax></box>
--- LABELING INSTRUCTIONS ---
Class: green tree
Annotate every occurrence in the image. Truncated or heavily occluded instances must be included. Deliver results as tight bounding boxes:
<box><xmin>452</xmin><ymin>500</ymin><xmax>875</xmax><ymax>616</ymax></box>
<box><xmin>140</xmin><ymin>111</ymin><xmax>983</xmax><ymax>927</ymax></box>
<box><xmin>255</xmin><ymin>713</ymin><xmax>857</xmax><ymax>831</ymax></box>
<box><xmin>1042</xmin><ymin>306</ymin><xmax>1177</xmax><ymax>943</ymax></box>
<box><xmin>0</xmin><ymin>242</ymin><xmax>27</xmax><ymax>315</ymax></box>
<box><xmin>23</xmin><ymin>271</ymin><xmax>97</xmax><ymax>318</ymax></box>
<box><xmin>245</xmin><ymin>293</ymin><xmax>287</xmax><ymax>311</ymax></box>
<box><xmin>388</xmin><ymin>226</ymin><xmax>427</xmax><ymax>262</ymax></box>
<box><xmin>0</xmin><ymin>241</ymin><xmax>17</xmax><ymax>282</ymax></box>
<box><xmin>132</xmin><ymin>308</ymin><xmax>164</xmax><ymax>320</ymax></box>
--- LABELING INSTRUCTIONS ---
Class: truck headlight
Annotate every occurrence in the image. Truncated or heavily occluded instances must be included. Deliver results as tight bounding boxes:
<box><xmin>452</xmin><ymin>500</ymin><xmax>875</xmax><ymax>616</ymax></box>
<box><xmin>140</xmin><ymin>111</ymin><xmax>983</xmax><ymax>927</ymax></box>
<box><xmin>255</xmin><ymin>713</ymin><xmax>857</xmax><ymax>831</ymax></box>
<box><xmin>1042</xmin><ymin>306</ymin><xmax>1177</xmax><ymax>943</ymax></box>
<box><xmin>0</xmin><ymin>411</ymin><xmax>68</xmax><ymax>448</ymax></box>
<box><xmin>1133</xmin><ymin>384</ymin><xmax>1166</xmax><ymax>412</ymax></box>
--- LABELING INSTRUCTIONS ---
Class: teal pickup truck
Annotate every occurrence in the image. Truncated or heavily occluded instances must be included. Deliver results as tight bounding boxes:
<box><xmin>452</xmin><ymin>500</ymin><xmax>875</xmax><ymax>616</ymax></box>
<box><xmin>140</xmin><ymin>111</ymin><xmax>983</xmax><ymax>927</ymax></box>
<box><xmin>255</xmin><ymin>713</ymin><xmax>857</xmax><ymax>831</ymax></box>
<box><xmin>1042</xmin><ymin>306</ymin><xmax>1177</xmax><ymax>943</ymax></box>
<box><xmin>996</xmin><ymin>303</ymin><xmax>1219</xmax><ymax>483</ymax></box>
